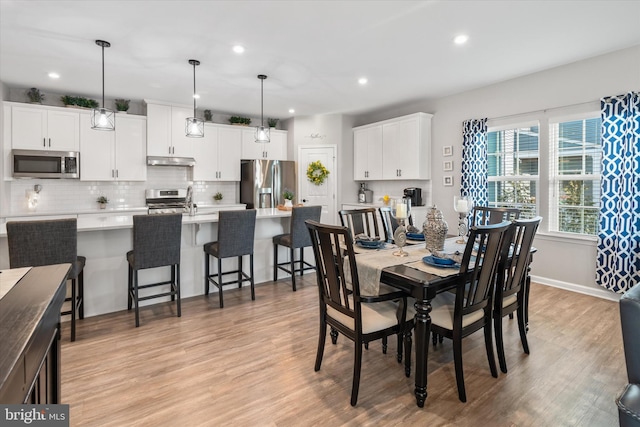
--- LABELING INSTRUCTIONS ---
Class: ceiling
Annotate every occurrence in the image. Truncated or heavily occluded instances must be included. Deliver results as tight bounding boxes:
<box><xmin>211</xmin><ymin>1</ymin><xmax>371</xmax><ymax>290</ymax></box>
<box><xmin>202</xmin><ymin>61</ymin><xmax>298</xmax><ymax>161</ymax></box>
<box><xmin>1</xmin><ymin>0</ymin><xmax>639</xmax><ymax>120</ymax></box>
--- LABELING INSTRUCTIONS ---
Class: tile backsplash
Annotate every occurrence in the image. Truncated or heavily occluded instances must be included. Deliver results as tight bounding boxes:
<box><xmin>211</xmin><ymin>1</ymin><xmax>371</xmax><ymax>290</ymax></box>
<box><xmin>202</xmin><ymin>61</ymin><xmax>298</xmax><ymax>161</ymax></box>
<box><xmin>5</xmin><ymin>166</ymin><xmax>238</xmax><ymax>215</ymax></box>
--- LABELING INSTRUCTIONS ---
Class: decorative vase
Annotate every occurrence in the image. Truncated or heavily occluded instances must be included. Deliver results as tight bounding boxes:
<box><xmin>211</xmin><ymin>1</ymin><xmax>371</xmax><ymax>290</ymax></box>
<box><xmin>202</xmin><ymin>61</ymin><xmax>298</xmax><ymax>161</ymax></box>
<box><xmin>284</xmin><ymin>199</ymin><xmax>293</xmax><ymax>208</ymax></box>
<box><xmin>99</xmin><ymin>203</ymin><xmax>107</xmax><ymax>210</ymax></box>
<box><xmin>423</xmin><ymin>205</ymin><xmax>448</xmax><ymax>252</ymax></box>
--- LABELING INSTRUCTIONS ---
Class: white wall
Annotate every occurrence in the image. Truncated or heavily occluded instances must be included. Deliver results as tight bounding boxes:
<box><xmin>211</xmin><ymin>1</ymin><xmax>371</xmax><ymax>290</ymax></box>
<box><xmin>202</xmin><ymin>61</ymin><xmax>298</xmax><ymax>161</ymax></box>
<box><xmin>353</xmin><ymin>45</ymin><xmax>640</xmax><ymax>299</ymax></box>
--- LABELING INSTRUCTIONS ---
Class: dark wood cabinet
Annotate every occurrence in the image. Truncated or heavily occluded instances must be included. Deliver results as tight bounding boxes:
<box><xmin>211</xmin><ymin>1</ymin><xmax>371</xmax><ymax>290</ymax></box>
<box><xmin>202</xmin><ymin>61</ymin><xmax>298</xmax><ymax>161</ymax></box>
<box><xmin>0</xmin><ymin>264</ymin><xmax>69</xmax><ymax>403</ymax></box>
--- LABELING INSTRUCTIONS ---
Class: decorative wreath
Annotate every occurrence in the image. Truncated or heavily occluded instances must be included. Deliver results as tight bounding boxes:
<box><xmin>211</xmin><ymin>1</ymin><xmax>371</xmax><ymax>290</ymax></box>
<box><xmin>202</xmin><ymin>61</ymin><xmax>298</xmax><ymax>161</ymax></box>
<box><xmin>306</xmin><ymin>160</ymin><xmax>330</xmax><ymax>186</ymax></box>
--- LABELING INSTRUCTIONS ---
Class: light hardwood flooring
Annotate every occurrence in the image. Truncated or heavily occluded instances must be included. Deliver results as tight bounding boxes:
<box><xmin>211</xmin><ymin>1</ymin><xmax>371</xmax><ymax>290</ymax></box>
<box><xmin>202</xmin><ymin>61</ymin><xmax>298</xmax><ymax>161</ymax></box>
<box><xmin>61</xmin><ymin>278</ymin><xmax>625</xmax><ymax>426</ymax></box>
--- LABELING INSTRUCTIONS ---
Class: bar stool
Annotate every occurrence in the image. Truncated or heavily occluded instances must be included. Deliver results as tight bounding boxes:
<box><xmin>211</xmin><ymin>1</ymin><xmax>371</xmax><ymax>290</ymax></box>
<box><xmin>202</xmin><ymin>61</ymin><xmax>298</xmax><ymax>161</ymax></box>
<box><xmin>273</xmin><ymin>205</ymin><xmax>322</xmax><ymax>291</ymax></box>
<box><xmin>127</xmin><ymin>213</ymin><xmax>182</xmax><ymax>327</ymax></box>
<box><xmin>204</xmin><ymin>209</ymin><xmax>257</xmax><ymax>308</ymax></box>
<box><xmin>6</xmin><ymin>218</ymin><xmax>86</xmax><ymax>342</ymax></box>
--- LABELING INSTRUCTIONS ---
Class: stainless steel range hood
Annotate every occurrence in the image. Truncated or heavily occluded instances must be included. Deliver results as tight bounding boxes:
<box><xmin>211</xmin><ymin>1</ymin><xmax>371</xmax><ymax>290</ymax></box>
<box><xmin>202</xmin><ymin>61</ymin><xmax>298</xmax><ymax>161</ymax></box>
<box><xmin>147</xmin><ymin>156</ymin><xmax>196</xmax><ymax>167</ymax></box>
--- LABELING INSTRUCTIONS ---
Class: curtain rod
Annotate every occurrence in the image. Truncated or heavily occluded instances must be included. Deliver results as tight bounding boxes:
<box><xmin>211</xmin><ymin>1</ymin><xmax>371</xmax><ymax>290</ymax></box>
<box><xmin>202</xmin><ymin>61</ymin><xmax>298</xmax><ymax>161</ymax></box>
<box><xmin>487</xmin><ymin>99</ymin><xmax>599</xmax><ymax>122</ymax></box>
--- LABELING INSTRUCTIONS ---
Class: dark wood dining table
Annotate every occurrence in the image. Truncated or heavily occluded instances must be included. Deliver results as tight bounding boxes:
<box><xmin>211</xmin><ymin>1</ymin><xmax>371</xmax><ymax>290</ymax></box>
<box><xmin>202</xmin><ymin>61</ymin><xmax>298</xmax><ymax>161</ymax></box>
<box><xmin>361</xmin><ymin>240</ymin><xmax>535</xmax><ymax>408</ymax></box>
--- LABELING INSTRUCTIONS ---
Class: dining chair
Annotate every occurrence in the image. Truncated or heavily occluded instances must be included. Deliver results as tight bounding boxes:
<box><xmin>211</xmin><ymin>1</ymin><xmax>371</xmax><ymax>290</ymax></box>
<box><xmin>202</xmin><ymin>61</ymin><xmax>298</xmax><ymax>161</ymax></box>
<box><xmin>618</xmin><ymin>282</ymin><xmax>640</xmax><ymax>427</ymax></box>
<box><xmin>305</xmin><ymin>219</ymin><xmax>409</xmax><ymax>406</ymax></box>
<box><xmin>127</xmin><ymin>213</ymin><xmax>182</xmax><ymax>327</ymax></box>
<box><xmin>407</xmin><ymin>220</ymin><xmax>512</xmax><ymax>402</ymax></box>
<box><xmin>273</xmin><ymin>205</ymin><xmax>322</xmax><ymax>291</ymax></box>
<box><xmin>378</xmin><ymin>206</ymin><xmax>414</xmax><ymax>243</ymax></box>
<box><xmin>338</xmin><ymin>207</ymin><xmax>383</xmax><ymax>242</ymax></box>
<box><xmin>7</xmin><ymin>218</ymin><xmax>86</xmax><ymax>342</ymax></box>
<box><xmin>204</xmin><ymin>209</ymin><xmax>257</xmax><ymax>308</ymax></box>
<box><xmin>493</xmin><ymin>216</ymin><xmax>542</xmax><ymax>373</ymax></box>
<box><xmin>471</xmin><ymin>206</ymin><xmax>520</xmax><ymax>227</ymax></box>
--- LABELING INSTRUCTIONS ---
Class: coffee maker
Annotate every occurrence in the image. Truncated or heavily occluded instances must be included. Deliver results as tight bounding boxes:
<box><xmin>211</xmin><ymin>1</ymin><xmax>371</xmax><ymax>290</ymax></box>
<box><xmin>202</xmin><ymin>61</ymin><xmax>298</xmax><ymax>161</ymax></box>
<box><xmin>403</xmin><ymin>187</ymin><xmax>423</xmax><ymax>206</ymax></box>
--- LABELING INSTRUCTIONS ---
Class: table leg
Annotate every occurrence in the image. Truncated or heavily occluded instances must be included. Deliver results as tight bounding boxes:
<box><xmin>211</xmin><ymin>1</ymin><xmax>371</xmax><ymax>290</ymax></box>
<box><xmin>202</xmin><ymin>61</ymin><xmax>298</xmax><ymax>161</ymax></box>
<box><xmin>413</xmin><ymin>297</ymin><xmax>432</xmax><ymax>408</ymax></box>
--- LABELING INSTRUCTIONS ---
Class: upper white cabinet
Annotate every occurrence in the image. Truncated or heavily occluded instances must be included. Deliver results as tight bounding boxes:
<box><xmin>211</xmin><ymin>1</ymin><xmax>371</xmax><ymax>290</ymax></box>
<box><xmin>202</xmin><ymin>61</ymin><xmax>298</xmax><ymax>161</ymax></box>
<box><xmin>353</xmin><ymin>112</ymin><xmax>432</xmax><ymax>181</ymax></box>
<box><xmin>80</xmin><ymin>113</ymin><xmax>147</xmax><ymax>181</ymax></box>
<box><xmin>193</xmin><ymin>123</ymin><xmax>241</xmax><ymax>181</ymax></box>
<box><xmin>241</xmin><ymin>128</ymin><xmax>287</xmax><ymax>160</ymax></box>
<box><xmin>10</xmin><ymin>103</ymin><xmax>80</xmax><ymax>151</ymax></box>
<box><xmin>146</xmin><ymin>102</ymin><xmax>193</xmax><ymax>157</ymax></box>
<box><xmin>353</xmin><ymin>125</ymin><xmax>383</xmax><ymax>180</ymax></box>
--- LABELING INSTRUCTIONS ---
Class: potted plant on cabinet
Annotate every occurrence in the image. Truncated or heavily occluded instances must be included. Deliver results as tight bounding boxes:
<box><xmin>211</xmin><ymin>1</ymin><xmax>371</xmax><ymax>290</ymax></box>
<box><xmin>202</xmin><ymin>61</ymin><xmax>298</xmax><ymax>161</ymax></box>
<box><xmin>204</xmin><ymin>110</ymin><xmax>213</xmax><ymax>122</ymax></box>
<box><xmin>115</xmin><ymin>99</ymin><xmax>130</xmax><ymax>113</ymax></box>
<box><xmin>27</xmin><ymin>88</ymin><xmax>44</xmax><ymax>104</ymax></box>
<box><xmin>96</xmin><ymin>196</ymin><xmax>109</xmax><ymax>209</ymax></box>
<box><xmin>213</xmin><ymin>192</ymin><xmax>223</xmax><ymax>203</ymax></box>
<box><xmin>283</xmin><ymin>189</ymin><xmax>294</xmax><ymax>208</ymax></box>
<box><xmin>229</xmin><ymin>116</ymin><xmax>251</xmax><ymax>126</ymax></box>
<box><xmin>267</xmin><ymin>118</ymin><xmax>278</xmax><ymax>128</ymax></box>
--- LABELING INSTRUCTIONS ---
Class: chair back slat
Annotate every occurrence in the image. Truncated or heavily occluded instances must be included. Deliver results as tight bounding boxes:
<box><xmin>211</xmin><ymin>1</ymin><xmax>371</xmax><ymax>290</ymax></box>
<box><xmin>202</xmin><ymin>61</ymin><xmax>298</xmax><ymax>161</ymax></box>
<box><xmin>457</xmin><ymin>221</ymin><xmax>511</xmax><ymax>318</ymax></box>
<box><xmin>307</xmin><ymin>220</ymin><xmax>361</xmax><ymax>324</ymax></box>
<box><xmin>339</xmin><ymin>208</ymin><xmax>382</xmax><ymax>242</ymax></box>
<box><xmin>497</xmin><ymin>217</ymin><xmax>542</xmax><ymax>300</ymax></box>
<box><xmin>472</xmin><ymin>206</ymin><xmax>520</xmax><ymax>228</ymax></box>
<box><xmin>7</xmin><ymin>218</ymin><xmax>77</xmax><ymax>271</ymax></box>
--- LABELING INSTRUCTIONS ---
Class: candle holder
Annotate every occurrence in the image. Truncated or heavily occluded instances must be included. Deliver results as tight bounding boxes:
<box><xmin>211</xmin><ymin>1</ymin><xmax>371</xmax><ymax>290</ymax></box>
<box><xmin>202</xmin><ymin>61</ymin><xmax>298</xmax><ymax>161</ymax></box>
<box><xmin>453</xmin><ymin>195</ymin><xmax>473</xmax><ymax>244</ymax></box>
<box><xmin>391</xmin><ymin>198</ymin><xmax>411</xmax><ymax>257</ymax></box>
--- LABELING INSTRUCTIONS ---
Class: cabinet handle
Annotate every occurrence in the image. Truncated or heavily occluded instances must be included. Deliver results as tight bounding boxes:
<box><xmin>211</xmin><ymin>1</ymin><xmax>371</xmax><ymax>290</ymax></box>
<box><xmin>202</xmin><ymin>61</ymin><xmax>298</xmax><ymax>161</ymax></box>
<box><xmin>116</xmin><ymin>169</ymin><xmax>119</xmax><ymax>178</ymax></box>
<box><xmin>112</xmin><ymin>170</ymin><xmax>115</xmax><ymax>178</ymax></box>
<box><xmin>43</xmin><ymin>138</ymin><xmax>46</xmax><ymax>147</ymax></box>
<box><xmin>48</xmin><ymin>138</ymin><xmax>51</xmax><ymax>147</ymax></box>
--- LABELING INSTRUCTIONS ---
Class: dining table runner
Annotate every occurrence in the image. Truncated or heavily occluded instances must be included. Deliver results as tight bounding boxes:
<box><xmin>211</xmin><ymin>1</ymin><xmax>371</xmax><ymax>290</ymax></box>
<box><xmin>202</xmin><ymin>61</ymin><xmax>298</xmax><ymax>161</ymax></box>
<box><xmin>349</xmin><ymin>238</ymin><xmax>466</xmax><ymax>296</ymax></box>
<box><xmin>0</xmin><ymin>266</ymin><xmax>32</xmax><ymax>301</ymax></box>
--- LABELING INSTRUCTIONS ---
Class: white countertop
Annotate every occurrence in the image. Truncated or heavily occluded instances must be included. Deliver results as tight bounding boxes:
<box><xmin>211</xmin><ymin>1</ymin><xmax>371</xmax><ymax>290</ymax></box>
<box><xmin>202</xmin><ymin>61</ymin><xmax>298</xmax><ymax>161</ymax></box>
<box><xmin>0</xmin><ymin>207</ymin><xmax>290</xmax><ymax>236</ymax></box>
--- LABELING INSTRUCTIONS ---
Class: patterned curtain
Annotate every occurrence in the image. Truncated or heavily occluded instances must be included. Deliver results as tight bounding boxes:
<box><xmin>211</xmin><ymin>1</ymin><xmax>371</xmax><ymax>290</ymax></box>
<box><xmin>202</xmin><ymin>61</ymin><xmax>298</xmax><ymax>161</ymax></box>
<box><xmin>596</xmin><ymin>92</ymin><xmax>640</xmax><ymax>293</ymax></box>
<box><xmin>461</xmin><ymin>119</ymin><xmax>488</xmax><ymax>209</ymax></box>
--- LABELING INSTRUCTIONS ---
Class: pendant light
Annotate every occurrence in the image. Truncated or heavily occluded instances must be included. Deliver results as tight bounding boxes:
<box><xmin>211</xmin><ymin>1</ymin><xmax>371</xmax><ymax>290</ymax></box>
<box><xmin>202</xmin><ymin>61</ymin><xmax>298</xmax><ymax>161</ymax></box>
<box><xmin>255</xmin><ymin>74</ymin><xmax>270</xmax><ymax>143</ymax></box>
<box><xmin>91</xmin><ymin>40</ymin><xmax>115</xmax><ymax>131</ymax></box>
<box><xmin>185</xmin><ymin>59</ymin><xmax>204</xmax><ymax>138</ymax></box>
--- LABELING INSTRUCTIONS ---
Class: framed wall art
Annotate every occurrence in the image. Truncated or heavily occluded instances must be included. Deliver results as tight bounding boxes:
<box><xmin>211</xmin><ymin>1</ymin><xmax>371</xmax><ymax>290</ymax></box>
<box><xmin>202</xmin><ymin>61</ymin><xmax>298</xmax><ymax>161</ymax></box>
<box><xmin>443</xmin><ymin>146</ymin><xmax>453</xmax><ymax>157</ymax></box>
<box><xmin>443</xmin><ymin>160</ymin><xmax>453</xmax><ymax>171</ymax></box>
<box><xmin>443</xmin><ymin>176</ymin><xmax>453</xmax><ymax>186</ymax></box>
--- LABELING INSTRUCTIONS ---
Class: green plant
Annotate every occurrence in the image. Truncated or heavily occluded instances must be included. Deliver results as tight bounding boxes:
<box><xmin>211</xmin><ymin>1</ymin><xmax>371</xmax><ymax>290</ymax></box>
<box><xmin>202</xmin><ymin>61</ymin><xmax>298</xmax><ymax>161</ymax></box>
<box><xmin>283</xmin><ymin>189</ymin><xmax>294</xmax><ymax>200</ymax></box>
<box><xmin>115</xmin><ymin>99</ymin><xmax>130</xmax><ymax>111</ymax></box>
<box><xmin>27</xmin><ymin>88</ymin><xmax>44</xmax><ymax>103</ymax></box>
<box><xmin>267</xmin><ymin>118</ymin><xmax>278</xmax><ymax>128</ymax></box>
<box><xmin>61</xmin><ymin>96</ymin><xmax>99</xmax><ymax>109</ymax></box>
<box><xmin>60</xmin><ymin>95</ymin><xmax>76</xmax><ymax>106</ymax></box>
<box><xmin>213</xmin><ymin>192</ymin><xmax>223</xmax><ymax>201</ymax></box>
<box><xmin>96</xmin><ymin>196</ymin><xmax>109</xmax><ymax>204</ymax></box>
<box><xmin>229</xmin><ymin>116</ymin><xmax>251</xmax><ymax>125</ymax></box>
<box><xmin>204</xmin><ymin>110</ymin><xmax>213</xmax><ymax>121</ymax></box>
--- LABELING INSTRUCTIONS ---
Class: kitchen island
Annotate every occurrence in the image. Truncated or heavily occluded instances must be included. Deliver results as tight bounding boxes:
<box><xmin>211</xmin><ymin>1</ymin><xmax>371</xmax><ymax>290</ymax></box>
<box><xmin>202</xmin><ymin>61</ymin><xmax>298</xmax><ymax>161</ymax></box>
<box><xmin>0</xmin><ymin>208</ymin><xmax>299</xmax><ymax>318</ymax></box>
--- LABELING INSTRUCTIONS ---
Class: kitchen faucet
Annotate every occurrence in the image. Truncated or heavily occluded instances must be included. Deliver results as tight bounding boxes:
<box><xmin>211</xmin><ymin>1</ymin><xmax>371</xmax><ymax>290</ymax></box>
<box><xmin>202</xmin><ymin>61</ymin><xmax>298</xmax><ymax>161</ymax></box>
<box><xmin>186</xmin><ymin>185</ymin><xmax>195</xmax><ymax>216</ymax></box>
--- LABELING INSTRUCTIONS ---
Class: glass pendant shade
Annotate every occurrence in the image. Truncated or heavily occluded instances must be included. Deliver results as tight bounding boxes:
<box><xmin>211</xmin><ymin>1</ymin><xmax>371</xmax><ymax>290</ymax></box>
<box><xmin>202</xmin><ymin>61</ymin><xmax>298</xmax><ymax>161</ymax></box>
<box><xmin>255</xmin><ymin>125</ymin><xmax>270</xmax><ymax>143</ymax></box>
<box><xmin>91</xmin><ymin>108</ymin><xmax>115</xmax><ymax>131</ymax></box>
<box><xmin>186</xmin><ymin>59</ymin><xmax>204</xmax><ymax>138</ymax></box>
<box><xmin>91</xmin><ymin>40</ymin><xmax>115</xmax><ymax>131</ymax></box>
<box><xmin>186</xmin><ymin>117</ymin><xmax>204</xmax><ymax>138</ymax></box>
<box><xmin>255</xmin><ymin>74</ymin><xmax>270</xmax><ymax>143</ymax></box>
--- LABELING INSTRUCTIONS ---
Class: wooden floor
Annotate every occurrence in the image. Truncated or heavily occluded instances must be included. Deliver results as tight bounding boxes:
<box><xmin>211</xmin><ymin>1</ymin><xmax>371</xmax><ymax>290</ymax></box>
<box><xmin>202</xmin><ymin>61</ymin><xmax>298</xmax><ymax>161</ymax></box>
<box><xmin>61</xmin><ymin>277</ymin><xmax>625</xmax><ymax>427</ymax></box>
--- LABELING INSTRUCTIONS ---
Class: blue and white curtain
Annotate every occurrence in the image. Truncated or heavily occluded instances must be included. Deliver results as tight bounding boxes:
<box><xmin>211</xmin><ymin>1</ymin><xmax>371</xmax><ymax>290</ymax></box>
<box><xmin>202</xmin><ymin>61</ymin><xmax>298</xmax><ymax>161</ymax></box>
<box><xmin>596</xmin><ymin>92</ymin><xmax>640</xmax><ymax>294</ymax></box>
<box><xmin>461</xmin><ymin>119</ymin><xmax>488</xmax><ymax>210</ymax></box>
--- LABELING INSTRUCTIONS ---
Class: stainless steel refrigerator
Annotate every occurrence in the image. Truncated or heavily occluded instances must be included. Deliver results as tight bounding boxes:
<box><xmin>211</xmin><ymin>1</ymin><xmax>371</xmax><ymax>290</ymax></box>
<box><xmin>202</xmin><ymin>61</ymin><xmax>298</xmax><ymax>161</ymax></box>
<box><xmin>240</xmin><ymin>159</ymin><xmax>297</xmax><ymax>209</ymax></box>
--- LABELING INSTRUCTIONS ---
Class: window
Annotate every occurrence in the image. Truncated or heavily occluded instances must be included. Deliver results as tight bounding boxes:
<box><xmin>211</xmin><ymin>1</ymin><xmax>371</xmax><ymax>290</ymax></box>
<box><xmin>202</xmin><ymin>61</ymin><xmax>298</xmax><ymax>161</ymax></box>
<box><xmin>487</xmin><ymin>124</ymin><xmax>539</xmax><ymax>218</ymax></box>
<box><xmin>550</xmin><ymin>116</ymin><xmax>601</xmax><ymax>235</ymax></box>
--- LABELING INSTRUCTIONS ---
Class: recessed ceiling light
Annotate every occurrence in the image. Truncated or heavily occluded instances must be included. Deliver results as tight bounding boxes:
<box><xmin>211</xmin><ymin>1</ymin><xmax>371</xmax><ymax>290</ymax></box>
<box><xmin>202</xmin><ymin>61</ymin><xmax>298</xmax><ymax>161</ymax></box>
<box><xmin>193</xmin><ymin>94</ymin><xmax>200</xmax><ymax>99</ymax></box>
<box><xmin>454</xmin><ymin>34</ymin><xmax>469</xmax><ymax>45</ymax></box>
<box><xmin>288</xmin><ymin>109</ymin><xmax>295</xmax><ymax>114</ymax></box>
<box><xmin>48</xmin><ymin>72</ymin><xmax>60</xmax><ymax>79</ymax></box>
<box><xmin>233</xmin><ymin>45</ymin><xmax>245</xmax><ymax>54</ymax></box>
<box><xmin>358</xmin><ymin>77</ymin><xmax>368</xmax><ymax>85</ymax></box>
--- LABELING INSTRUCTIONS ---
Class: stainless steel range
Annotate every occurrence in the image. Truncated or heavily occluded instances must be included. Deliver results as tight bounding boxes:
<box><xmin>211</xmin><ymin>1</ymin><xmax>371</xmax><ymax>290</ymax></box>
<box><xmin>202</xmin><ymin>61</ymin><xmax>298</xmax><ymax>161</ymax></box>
<box><xmin>146</xmin><ymin>189</ymin><xmax>188</xmax><ymax>214</ymax></box>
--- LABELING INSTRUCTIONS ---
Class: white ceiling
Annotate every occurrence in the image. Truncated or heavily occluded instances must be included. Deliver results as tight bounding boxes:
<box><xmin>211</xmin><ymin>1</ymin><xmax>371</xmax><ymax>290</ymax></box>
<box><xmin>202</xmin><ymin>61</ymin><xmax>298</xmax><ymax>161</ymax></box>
<box><xmin>1</xmin><ymin>0</ymin><xmax>639</xmax><ymax>119</ymax></box>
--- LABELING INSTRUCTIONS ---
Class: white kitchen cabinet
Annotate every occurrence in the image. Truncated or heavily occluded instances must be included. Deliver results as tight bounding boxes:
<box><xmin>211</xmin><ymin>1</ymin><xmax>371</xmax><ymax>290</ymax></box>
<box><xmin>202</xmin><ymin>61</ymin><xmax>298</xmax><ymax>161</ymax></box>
<box><xmin>193</xmin><ymin>123</ymin><xmax>241</xmax><ymax>181</ymax></box>
<box><xmin>241</xmin><ymin>128</ymin><xmax>287</xmax><ymax>160</ymax></box>
<box><xmin>353</xmin><ymin>112</ymin><xmax>432</xmax><ymax>181</ymax></box>
<box><xmin>353</xmin><ymin>125</ymin><xmax>383</xmax><ymax>180</ymax></box>
<box><xmin>146</xmin><ymin>102</ymin><xmax>193</xmax><ymax>157</ymax></box>
<box><xmin>10</xmin><ymin>103</ymin><xmax>80</xmax><ymax>151</ymax></box>
<box><xmin>80</xmin><ymin>114</ymin><xmax>146</xmax><ymax>181</ymax></box>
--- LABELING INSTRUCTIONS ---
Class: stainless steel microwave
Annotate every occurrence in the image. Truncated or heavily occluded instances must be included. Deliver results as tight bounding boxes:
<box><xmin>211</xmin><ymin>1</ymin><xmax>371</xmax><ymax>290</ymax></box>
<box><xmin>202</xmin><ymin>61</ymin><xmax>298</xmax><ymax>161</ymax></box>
<box><xmin>12</xmin><ymin>149</ymin><xmax>79</xmax><ymax>179</ymax></box>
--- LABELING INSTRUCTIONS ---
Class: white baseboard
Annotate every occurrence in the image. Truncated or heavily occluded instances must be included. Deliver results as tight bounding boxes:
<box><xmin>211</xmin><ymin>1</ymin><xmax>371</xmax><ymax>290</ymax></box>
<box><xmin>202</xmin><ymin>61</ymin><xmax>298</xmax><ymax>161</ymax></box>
<box><xmin>530</xmin><ymin>275</ymin><xmax>621</xmax><ymax>302</ymax></box>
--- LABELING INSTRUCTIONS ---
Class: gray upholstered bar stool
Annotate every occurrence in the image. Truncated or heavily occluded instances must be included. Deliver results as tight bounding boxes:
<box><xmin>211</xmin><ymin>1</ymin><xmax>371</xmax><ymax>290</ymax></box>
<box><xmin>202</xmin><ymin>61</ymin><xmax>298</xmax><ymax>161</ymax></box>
<box><xmin>204</xmin><ymin>209</ymin><xmax>257</xmax><ymax>308</ymax></box>
<box><xmin>127</xmin><ymin>213</ymin><xmax>182</xmax><ymax>327</ymax></box>
<box><xmin>6</xmin><ymin>218</ymin><xmax>86</xmax><ymax>341</ymax></box>
<box><xmin>273</xmin><ymin>205</ymin><xmax>322</xmax><ymax>291</ymax></box>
